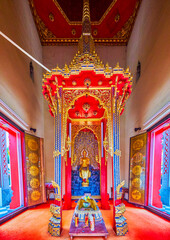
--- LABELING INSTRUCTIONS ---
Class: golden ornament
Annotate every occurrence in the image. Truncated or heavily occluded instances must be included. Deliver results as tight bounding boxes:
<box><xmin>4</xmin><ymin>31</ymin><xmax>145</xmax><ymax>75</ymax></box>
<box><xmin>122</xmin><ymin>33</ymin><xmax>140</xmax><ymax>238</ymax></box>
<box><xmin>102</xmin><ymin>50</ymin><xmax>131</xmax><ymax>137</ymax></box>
<box><xmin>49</xmin><ymin>13</ymin><xmax>54</xmax><ymax>22</ymax></box>
<box><xmin>30</xmin><ymin>178</ymin><xmax>40</xmax><ymax>189</ymax></box>
<box><xmin>29</xmin><ymin>166</ymin><xmax>39</xmax><ymax>177</ymax></box>
<box><xmin>71</xmin><ymin>28</ymin><xmax>76</xmax><ymax>36</ymax></box>
<box><xmin>132</xmin><ymin>139</ymin><xmax>144</xmax><ymax>151</ymax></box>
<box><xmin>133</xmin><ymin>152</ymin><xmax>143</xmax><ymax>163</ymax></box>
<box><xmin>31</xmin><ymin>190</ymin><xmax>41</xmax><ymax>201</ymax></box>
<box><xmin>28</xmin><ymin>139</ymin><xmax>38</xmax><ymax>151</ymax></box>
<box><xmin>28</xmin><ymin>152</ymin><xmax>38</xmax><ymax>163</ymax></box>
<box><xmin>131</xmin><ymin>190</ymin><xmax>141</xmax><ymax>200</ymax></box>
<box><xmin>132</xmin><ymin>178</ymin><xmax>142</xmax><ymax>188</ymax></box>
<box><xmin>132</xmin><ymin>165</ymin><xmax>142</xmax><ymax>175</ymax></box>
<box><xmin>72</xmin><ymin>80</ymin><xmax>77</xmax><ymax>86</ymax></box>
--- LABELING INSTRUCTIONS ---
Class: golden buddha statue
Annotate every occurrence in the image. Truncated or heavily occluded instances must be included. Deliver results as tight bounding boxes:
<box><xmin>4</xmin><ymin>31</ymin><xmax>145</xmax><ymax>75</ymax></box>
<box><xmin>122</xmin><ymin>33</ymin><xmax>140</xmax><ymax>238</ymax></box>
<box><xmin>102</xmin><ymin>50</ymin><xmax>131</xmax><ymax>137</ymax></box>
<box><xmin>79</xmin><ymin>150</ymin><xmax>91</xmax><ymax>187</ymax></box>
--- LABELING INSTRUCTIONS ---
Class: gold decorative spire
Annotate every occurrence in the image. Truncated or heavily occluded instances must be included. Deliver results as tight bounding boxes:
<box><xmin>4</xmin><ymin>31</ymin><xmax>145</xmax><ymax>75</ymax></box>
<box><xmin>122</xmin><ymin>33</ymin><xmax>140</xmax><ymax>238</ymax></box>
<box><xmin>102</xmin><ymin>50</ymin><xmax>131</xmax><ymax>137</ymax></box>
<box><xmin>82</xmin><ymin>0</ymin><xmax>91</xmax><ymax>35</ymax></box>
<box><xmin>78</xmin><ymin>0</ymin><xmax>95</xmax><ymax>54</ymax></box>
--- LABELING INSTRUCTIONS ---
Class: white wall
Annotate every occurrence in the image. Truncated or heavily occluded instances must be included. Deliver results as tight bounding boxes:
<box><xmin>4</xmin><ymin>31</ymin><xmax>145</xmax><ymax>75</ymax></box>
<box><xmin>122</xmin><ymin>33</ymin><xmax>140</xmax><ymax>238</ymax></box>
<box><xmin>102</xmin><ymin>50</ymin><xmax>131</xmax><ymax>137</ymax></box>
<box><xmin>43</xmin><ymin>46</ymin><xmax>78</xmax><ymax>184</ymax></box>
<box><xmin>123</xmin><ymin>0</ymin><xmax>170</xmax><ymax>186</ymax></box>
<box><xmin>0</xmin><ymin>0</ymin><xmax>44</xmax><ymax>137</ymax></box>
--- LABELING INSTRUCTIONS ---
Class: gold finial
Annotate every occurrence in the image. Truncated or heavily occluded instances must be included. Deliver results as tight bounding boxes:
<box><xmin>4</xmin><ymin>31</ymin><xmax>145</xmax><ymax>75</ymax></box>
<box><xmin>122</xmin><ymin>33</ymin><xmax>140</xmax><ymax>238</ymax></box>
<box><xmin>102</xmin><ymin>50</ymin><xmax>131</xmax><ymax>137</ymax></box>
<box><xmin>82</xmin><ymin>0</ymin><xmax>91</xmax><ymax>22</ymax></box>
<box><xmin>78</xmin><ymin>0</ymin><xmax>95</xmax><ymax>54</ymax></box>
<box><xmin>82</xmin><ymin>0</ymin><xmax>91</xmax><ymax>35</ymax></box>
<box><xmin>116</xmin><ymin>62</ymin><xmax>119</xmax><ymax>68</ymax></box>
<box><xmin>105</xmin><ymin>62</ymin><xmax>111</xmax><ymax>72</ymax></box>
<box><xmin>125</xmin><ymin>66</ymin><xmax>130</xmax><ymax>72</ymax></box>
<box><xmin>64</xmin><ymin>64</ymin><xmax>69</xmax><ymax>73</ymax></box>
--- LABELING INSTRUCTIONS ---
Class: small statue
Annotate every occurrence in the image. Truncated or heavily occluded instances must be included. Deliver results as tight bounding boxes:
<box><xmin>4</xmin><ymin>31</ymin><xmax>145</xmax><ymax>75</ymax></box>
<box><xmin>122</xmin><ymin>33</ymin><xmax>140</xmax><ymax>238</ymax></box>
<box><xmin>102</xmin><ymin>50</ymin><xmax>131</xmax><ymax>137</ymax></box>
<box><xmin>116</xmin><ymin>180</ymin><xmax>125</xmax><ymax>196</ymax></box>
<box><xmin>79</xmin><ymin>150</ymin><xmax>91</xmax><ymax>187</ymax></box>
<box><xmin>48</xmin><ymin>181</ymin><xmax>61</xmax><ymax>237</ymax></box>
<box><xmin>52</xmin><ymin>180</ymin><xmax>61</xmax><ymax>201</ymax></box>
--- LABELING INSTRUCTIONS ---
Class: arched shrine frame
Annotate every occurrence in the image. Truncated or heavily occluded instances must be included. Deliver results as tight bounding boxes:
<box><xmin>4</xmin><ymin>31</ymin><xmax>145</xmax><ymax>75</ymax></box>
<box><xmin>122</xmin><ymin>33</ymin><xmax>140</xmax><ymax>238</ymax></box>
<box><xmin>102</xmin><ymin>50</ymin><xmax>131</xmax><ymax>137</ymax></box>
<box><xmin>62</xmin><ymin>87</ymin><xmax>116</xmax><ymax>210</ymax></box>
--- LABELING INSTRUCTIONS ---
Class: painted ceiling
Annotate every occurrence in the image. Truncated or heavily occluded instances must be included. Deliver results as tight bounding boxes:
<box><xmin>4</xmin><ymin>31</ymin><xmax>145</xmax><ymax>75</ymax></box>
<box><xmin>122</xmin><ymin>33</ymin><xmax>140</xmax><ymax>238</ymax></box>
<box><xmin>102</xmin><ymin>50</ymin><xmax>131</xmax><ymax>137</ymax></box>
<box><xmin>29</xmin><ymin>0</ymin><xmax>141</xmax><ymax>45</ymax></box>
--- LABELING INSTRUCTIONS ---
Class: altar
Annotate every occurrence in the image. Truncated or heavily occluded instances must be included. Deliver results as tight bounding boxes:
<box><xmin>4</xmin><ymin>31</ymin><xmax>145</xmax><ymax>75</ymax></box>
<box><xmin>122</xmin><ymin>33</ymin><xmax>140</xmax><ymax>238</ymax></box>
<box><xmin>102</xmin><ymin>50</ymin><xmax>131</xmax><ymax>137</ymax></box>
<box><xmin>69</xmin><ymin>219</ymin><xmax>108</xmax><ymax>240</ymax></box>
<box><xmin>69</xmin><ymin>195</ymin><xmax>108</xmax><ymax>239</ymax></box>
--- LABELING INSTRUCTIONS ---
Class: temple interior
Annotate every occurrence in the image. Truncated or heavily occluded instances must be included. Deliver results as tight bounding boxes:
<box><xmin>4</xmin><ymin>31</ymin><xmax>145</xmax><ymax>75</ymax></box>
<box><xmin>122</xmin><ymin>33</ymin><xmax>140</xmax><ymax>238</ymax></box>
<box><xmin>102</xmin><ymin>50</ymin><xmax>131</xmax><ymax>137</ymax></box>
<box><xmin>0</xmin><ymin>0</ymin><xmax>170</xmax><ymax>239</ymax></box>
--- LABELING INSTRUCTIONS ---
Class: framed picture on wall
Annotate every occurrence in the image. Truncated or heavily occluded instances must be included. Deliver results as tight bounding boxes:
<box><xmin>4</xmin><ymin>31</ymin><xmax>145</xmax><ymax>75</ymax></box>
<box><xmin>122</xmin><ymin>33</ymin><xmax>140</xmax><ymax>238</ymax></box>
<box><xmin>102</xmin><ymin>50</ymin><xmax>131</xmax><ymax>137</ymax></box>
<box><xmin>128</xmin><ymin>132</ymin><xmax>147</xmax><ymax>206</ymax></box>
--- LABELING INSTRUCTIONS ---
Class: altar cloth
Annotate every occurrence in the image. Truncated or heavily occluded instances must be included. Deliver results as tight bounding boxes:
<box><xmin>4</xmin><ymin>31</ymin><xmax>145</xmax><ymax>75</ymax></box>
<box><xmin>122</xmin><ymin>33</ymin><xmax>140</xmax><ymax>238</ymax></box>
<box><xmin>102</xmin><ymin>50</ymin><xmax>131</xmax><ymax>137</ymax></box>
<box><xmin>69</xmin><ymin>218</ymin><xmax>108</xmax><ymax>239</ymax></box>
<box><xmin>69</xmin><ymin>195</ymin><xmax>108</xmax><ymax>239</ymax></box>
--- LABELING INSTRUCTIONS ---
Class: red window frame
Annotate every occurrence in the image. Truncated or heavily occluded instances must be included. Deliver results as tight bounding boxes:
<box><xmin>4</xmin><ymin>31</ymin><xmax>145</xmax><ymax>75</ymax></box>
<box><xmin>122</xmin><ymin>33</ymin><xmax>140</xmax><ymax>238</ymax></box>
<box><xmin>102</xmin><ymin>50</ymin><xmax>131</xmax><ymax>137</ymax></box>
<box><xmin>146</xmin><ymin>115</ymin><xmax>170</xmax><ymax>220</ymax></box>
<box><xmin>0</xmin><ymin>114</ymin><xmax>27</xmax><ymax>221</ymax></box>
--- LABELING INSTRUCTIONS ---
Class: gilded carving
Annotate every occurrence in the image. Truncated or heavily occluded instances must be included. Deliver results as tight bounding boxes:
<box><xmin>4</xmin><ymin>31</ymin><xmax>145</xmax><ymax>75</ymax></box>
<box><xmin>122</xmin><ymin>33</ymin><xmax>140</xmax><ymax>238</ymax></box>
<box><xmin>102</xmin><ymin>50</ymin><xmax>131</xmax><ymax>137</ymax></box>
<box><xmin>113</xmin><ymin>0</ymin><xmax>141</xmax><ymax>42</ymax></box>
<box><xmin>29</xmin><ymin>166</ymin><xmax>39</xmax><ymax>177</ymax></box>
<box><xmin>132</xmin><ymin>165</ymin><xmax>142</xmax><ymax>176</ymax></box>
<box><xmin>31</xmin><ymin>190</ymin><xmax>41</xmax><ymax>201</ymax></box>
<box><xmin>62</xmin><ymin>88</ymin><xmax>113</xmax><ymax>159</ymax></box>
<box><xmin>28</xmin><ymin>153</ymin><xmax>39</xmax><ymax>163</ymax></box>
<box><xmin>131</xmin><ymin>190</ymin><xmax>142</xmax><ymax>200</ymax></box>
<box><xmin>28</xmin><ymin>0</ymin><xmax>141</xmax><ymax>45</ymax></box>
<box><xmin>53</xmin><ymin>150</ymin><xmax>61</xmax><ymax>158</ymax></box>
<box><xmin>49</xmin><ymin>13</ymin><xmax>54</xmax><ymax>22</ymax></box>
<box><xmin>29</xmin><ymin>0</ymin><xmax>57</xmax><ymax>44</ymax></box>
<box><xmin>72</xmin><ymin>130</ymin><xmax>100</xmax><ymax>169</ymax></box>
<box><xmin>28</xmin><ymin>139</ymin><xmax>38</xmax><ymax>151</ymax></box>
<box><xmin>133</xmin><ymin>139</ymin><xmax>144</xmax><ymax>151</ymax></box>
<box><xmin>30</xmin><ymin>178</ymin><xmax>40</xmax><ymax>189</ymax></box>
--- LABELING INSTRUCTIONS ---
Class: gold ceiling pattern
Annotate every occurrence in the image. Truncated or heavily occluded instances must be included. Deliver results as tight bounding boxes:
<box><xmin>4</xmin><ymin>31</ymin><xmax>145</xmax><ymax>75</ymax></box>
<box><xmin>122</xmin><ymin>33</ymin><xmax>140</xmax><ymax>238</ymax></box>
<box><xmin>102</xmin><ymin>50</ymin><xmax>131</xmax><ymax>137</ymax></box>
<box><xmin>29</xmin><ymin>0</ymin><xmax>141</xmax><ymax>45</ymax></box>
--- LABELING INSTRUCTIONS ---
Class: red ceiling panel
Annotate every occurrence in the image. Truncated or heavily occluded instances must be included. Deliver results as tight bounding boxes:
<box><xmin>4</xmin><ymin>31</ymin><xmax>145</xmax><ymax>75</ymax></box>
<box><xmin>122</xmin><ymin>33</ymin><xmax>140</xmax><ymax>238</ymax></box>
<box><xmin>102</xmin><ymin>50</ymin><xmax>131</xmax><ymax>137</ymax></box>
<box><xmin>29</xmin><ymin>0</ymin><xmax>141</xmax><ymax>45</ymax></box>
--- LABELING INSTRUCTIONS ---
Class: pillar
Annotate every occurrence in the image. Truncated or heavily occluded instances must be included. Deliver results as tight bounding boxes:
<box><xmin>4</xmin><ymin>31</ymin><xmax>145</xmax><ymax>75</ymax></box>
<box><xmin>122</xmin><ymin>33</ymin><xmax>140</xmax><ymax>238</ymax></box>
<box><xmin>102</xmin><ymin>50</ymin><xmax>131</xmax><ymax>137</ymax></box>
<box><xmin>63</xmin><ymin>121</ymin><xmax>72</xmax><ymax>210</ymax></box>
<box><xmin>112</xmin><ymin>92</ymin><xmax>128</xmax><ymax>236</ymax></box>
<box><xmin>54</xmin><ymin>88</ymin><xmax>63</xmax><ymax>207</ymax></box>
<box><xmin>113</xmin><ymin>104</ymin><xmax>120</xmax><ymax>195</ymax></box>
<box><xmin>101</xmin><ymin>120</ymin><xmax>110</xmax><ymax>209</ymax></box>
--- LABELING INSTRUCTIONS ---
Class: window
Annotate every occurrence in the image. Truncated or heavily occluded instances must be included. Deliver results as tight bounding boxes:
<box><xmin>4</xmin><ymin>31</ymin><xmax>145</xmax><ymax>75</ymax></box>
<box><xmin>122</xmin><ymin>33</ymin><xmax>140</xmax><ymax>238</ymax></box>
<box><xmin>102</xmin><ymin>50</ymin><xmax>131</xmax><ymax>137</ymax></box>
<box><xmin>148</xmin><ymin>118</ymin><xmax>170</xmax><ymax>216</ymax></box>
<box><xmin>0</xmin><ymin>116</ymin><xmax>24</xmax><ymax>218</ymax></box>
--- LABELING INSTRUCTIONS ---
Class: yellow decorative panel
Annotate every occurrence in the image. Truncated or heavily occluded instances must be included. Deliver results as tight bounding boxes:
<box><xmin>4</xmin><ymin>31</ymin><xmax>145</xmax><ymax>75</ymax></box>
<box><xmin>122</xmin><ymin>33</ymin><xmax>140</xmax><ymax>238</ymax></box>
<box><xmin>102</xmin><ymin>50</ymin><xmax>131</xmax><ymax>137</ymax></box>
<box><xmin>25</xmin><ymin>133</ymin><xmax>44</xmax><ymax>206</ymax></box>
<box><xmin>129</xmin><ymin>133</ymin><xmax>147</xmax><ymax>205</ymax></box>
